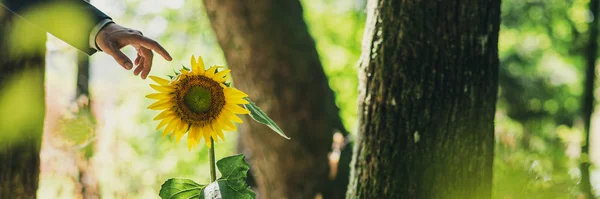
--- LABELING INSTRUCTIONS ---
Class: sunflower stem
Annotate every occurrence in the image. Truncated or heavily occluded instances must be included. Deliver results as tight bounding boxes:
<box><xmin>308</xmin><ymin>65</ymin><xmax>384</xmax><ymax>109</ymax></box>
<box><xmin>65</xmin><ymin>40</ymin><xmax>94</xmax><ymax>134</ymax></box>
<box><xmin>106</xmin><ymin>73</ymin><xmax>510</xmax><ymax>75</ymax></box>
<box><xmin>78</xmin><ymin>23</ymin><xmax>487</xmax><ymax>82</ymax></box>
<box><xmin>209</xmin><ymin>137</ymin><xmax>217</xmax><ymax>182</ymax></box>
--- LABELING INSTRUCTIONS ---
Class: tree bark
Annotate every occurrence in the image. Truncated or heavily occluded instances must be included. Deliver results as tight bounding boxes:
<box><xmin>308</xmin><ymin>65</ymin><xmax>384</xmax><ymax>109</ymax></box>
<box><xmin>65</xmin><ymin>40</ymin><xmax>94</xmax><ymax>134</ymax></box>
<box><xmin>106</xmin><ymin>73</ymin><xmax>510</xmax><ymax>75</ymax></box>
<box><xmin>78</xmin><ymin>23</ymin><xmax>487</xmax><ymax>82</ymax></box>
<box><xmin>347</xmin><ymin>0</ymin><xmax>501</xmax><ymax>198</ymax></box>
<box><xmin>0</xmin><ymin>10</ymin><xmax>46</xmax><ymax>199</ymax></box>
<box><xmin>580</xmin><ymin>0</ymin><xmax>598</xmax><ymax>198</ymax></box>
<box><xmin>203</xmin><ymin>0</ymin><xmax>349</xmax><ymax>198</ymax></box>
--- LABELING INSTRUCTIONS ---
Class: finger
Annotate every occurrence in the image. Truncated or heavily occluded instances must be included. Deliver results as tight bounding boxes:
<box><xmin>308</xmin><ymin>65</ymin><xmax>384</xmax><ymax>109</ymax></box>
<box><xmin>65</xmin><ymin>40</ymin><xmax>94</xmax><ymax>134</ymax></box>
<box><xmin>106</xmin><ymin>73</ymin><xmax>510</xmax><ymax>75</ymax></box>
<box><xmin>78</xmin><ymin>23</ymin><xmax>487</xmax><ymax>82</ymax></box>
<box><xmin>140</xmin><ymin>48</ymin><xmax>154</xmax><ymax>79</ymax></box>
<box><xmin>134</xmin><ymin>56</ymin><xmax>141</xmax><ymax>66</ymax></box>
<box><xmin>104</xmin><ymin>43</ymin><xmax>133</xmax><ymax>70</ymax></box>
<box><xmin>135</xmin><ymin>36</ymin><xmax>172</xmax><ymax>61</ymax></box>
<box><xmin>134</xmin><ymin>57</ymin><xmax>145</xmax><ymax>76</ymax></box>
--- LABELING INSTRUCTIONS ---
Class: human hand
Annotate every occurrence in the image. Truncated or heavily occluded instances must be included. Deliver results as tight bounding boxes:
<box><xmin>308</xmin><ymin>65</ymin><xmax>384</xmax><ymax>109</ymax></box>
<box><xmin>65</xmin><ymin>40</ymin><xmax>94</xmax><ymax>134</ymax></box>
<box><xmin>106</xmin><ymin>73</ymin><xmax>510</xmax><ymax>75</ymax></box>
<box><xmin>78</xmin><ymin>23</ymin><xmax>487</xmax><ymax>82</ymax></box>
<box><xmin>96</xmin><ymin>23</ymin><xmax>172</xmax><ymax>79</ymax></box>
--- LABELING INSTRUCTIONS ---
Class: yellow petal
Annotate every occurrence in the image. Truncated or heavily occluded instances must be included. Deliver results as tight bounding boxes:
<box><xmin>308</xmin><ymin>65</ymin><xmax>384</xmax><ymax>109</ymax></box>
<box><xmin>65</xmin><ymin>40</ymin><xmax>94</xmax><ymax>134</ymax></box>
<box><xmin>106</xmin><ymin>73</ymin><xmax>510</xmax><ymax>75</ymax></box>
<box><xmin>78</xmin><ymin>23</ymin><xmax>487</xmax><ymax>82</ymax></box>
<box><xmin>164</xmin><ymin>119</ymin><xmax>181</xmax><ymax>136</ymax></box>
<box><xmin>212</xmin><ymin>123</ymin><xmax>225</xmax><ymax>141</ymax></box>
<box><xmin>148</xmin><ymin>101</ymin><xmax>174</xmax><ymax>110</ymax></box>
<box><xmin>146</xmin><ymin>93</ymin><xmax>171</xmax><ymax>100</ymax></box>
<box><xmin>147</xmin><ymin>100</ymin><xmax>168</xmax><ymax>108</ymax></box>
<box><xmin>190</xmin><ymin>55</ymin><xmax>198</xmax><ymax>69</ymax></box>
<box><xmin>212</xmin><ymin>69</ymin><xmax>231</xmax><ymax>82</ymax></box>
<box><xmin>187</xmin><ymin>140</ymin><xmax>195</xmax><ymax>151</ymax></box>
<box><xmin>216</xmin><ymin>118</ymin><xmax>233</xmax><ymax>131</ymax></box>
<box><xmin>231</xmin><ymin>115</ymin><xmax>243</xmax><ymax>123</ymax></box>
<box><xmin>204</xmin><ymin>66</ymin><xmax>217</xmax><ymax>78</ymax></box>
<box><xmin>156</xmin><ymin>116</ymin><xmax>173</xmax><ymax>131</ymax></box>
<box><xmin>180</xmin><ymin>68</ymin><xmax>190</xmax><ymax>75</ymax></box>
<box><xmin>188</xmin><ymin>125</ymin><xmax>199</xmax><ymax>141</ymax></box>
<box><xmin>209</xmin><ymin>132</ymin><xmax>218</xmax><ymax>143</ymax></box>
<box><xmin>195</xmin><ymin>56</ymin><xmax>205</xmax><ymax>73</ymax></box>
<box><xmin>215</xmin><ymin>74</ymin><xmax>230</xmax><ymax>83</ymax></box>
<box><xmin>220</xmin><ymin>117</ymin><xmax>237</xmax><ymax>131</ymax></box>
<box><xmin>149</xmin><ymin>76</ymin><xmax>170</xmax><ymax>86</ymax></box>
<box><xmin>222</xmin><ymin>109</ymin><xmax>244</xmax><ymax>123</ymax></box>
<box><xmin>154</xmin><ymin>111</ymin><xmax>173</xmax><ymax>120</ymax></box>
<box><xmin>174</xmin><ymin>122</ymin><xmax>189</xmax><ymax>143</ymax></box>
<box><xmin>201</xmin><ymin>126</ymin><xmax>212</xmax><ymax>148</ymax></box>
<box><xmin>225</xmin><ymin>88</ymin><xmax>249</xmax><ymax>98</ymax></box>
<box><xmin>150</xmin><ymin>84</ymin><xmax>173</xmax><ymax>93</ymax></box>
<box><xmin>225</xmin><ymin>97</ymin><xmax>250</xmax><ymax>105</ymax></box>
<box><xmin>225</xmin><ymin>103</ymin><xmax>250</xmax><ymax>114</ymax></box>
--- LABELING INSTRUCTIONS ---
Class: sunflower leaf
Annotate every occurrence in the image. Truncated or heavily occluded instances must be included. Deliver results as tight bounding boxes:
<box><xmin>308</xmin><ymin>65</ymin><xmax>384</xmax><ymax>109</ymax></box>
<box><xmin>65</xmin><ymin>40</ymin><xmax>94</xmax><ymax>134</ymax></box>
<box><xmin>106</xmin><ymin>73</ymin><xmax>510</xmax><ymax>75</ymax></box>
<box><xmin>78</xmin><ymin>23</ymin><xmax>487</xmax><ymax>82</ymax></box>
<box><xmin>159</xmin><ymin>178</ymin><xmax>206</xmax><ymax>199</ymax></box>
<box><xmin>224</xmin><ymin>82</ymin><xmax>231</xmax><ymax>87</ymax></box>
<box><xmin>182</xmin><ymin>65</ymin><xmax>191</xmax><ymax>71</ymax></box>
<box><xmin>214</xmin><ymin>154</ymin><xmax>256</xmax><ymax>199</ymax></box>
<box><xmin>158</xmin><ymin>155</ymin><xmax>256</xmax><ymax>199</ymax></box>
<box><xmin>242</xmin><ymin>97</ymin><xmax>290</xmax><ymax>140</ymax></box>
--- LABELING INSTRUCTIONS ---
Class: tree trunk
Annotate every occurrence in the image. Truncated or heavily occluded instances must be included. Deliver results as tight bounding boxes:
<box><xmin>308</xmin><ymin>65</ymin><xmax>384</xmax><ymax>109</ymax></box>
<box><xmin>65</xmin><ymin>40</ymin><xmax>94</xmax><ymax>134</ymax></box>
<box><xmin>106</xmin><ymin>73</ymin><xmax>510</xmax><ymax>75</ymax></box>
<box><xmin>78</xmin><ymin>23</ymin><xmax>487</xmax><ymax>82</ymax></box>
<box><xmin>347</xmin><ymin>0</ymin><xmax>501</xmax><ymax>198</ymax></box>
<box><xmin>74</xmin><ymin>52</ymin><xmax>100</xmax><ymax>199</ymax></box>
<box><xmin>203</xmin><ymin>1</ymin><xmax>349</xmax><ymax>198</ymax></box>
<box><xmin>580</xmin><ymin>0</ymin><xmax>598</xmax><ymax>198</ymax></box>
<box><xmin>0</xmin><ymin>10</ymin><xmax>47</xmax><ymax>199</ymax></box>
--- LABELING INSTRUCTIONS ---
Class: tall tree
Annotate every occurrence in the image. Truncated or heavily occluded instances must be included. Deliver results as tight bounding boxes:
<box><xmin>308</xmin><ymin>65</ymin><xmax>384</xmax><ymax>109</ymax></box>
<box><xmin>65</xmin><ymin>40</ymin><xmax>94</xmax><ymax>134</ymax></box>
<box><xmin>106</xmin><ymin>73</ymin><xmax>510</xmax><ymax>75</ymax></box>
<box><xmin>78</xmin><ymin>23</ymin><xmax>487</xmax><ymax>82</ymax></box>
<box><xmin>346</xmin><ymin>0</ymin><xmax>501</xmax><ymax>198</ymax></box>
<box><xmin>203</xmin><ymin>0</ymin><xmax>349</xmax><ymax>198</ymax></box>
<box><xmin>0</xmin><ymin>10</ymin><xmax>46</xmax><ymax>198</ymax></box>
<box><xmin>580</xmin><ymin>0</ymin><xmax>598</xmax><ymax>198</ymax></box>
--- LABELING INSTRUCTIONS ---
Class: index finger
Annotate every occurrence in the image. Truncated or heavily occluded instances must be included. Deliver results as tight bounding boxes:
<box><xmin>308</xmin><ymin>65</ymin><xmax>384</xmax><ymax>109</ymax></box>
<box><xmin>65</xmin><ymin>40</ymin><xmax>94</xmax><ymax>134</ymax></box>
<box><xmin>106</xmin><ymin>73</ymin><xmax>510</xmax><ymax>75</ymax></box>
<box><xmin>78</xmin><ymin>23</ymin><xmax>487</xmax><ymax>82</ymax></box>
<box><xmin>136</xmin><ymin>37</ymin><xmax>172</xmax><ymax>61</ymax></box>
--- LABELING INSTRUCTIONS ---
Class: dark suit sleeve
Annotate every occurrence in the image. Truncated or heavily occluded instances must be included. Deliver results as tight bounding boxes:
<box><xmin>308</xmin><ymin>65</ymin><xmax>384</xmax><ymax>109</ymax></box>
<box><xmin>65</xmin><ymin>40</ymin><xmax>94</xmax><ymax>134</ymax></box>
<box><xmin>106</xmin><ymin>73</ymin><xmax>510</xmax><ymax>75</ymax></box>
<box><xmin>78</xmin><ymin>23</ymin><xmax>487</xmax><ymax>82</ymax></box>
<box><xmin>1</xmin><ymin>0</ymin><xmax>112</xmax><ymax>55</ymax></box>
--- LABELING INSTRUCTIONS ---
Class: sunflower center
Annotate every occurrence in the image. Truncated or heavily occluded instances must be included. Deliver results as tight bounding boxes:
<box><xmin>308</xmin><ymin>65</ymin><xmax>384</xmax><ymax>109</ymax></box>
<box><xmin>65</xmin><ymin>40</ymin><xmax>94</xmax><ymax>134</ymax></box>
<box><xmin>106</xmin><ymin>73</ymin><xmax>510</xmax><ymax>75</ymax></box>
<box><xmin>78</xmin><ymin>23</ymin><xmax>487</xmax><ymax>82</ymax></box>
<box><xmin>174</xmin><ymin>75</ymin><xmax>226</xmax><ymax>126</ymax></box>
<box><xmin>183</xmin><ymin>86</ymin><xmax>212</xmax><ymax>113</ymax></box>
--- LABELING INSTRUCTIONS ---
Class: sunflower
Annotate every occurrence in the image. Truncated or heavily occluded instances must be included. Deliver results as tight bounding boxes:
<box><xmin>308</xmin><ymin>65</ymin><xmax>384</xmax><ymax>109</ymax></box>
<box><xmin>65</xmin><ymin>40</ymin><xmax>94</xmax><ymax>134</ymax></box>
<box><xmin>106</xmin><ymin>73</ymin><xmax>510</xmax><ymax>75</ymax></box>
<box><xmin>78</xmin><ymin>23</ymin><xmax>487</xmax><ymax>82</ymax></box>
<box><xmin>146</xmin><ymin>55</ymin><xmax>250</xmax><ymax>150</ymax></box>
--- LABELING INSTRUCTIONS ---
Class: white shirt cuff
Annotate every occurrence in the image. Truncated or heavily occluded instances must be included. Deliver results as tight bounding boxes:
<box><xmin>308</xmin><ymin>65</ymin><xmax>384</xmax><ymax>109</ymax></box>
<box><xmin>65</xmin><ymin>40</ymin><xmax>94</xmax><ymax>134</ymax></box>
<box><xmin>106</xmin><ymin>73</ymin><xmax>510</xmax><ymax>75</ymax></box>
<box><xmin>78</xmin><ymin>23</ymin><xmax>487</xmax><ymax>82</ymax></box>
<box><xmin>89</xmin><ymin>19</ymin><xmax>113</xmax><ymax>51</ymax></box>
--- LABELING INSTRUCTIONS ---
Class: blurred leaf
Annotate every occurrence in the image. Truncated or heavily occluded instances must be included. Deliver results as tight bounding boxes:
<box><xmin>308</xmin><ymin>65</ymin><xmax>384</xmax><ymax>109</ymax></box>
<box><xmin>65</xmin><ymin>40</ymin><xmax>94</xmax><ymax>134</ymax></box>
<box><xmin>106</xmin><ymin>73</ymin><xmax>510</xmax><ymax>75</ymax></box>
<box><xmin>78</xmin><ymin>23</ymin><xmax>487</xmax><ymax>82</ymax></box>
<box><xmin>242</xmin><ymin>97</ymin><xmax>290</xmax><ymax>139</ymax></box>
<box><xmin>0</xmin><ymin>70</ymin><xmax>44</xmax><ymax>147</ymax></box>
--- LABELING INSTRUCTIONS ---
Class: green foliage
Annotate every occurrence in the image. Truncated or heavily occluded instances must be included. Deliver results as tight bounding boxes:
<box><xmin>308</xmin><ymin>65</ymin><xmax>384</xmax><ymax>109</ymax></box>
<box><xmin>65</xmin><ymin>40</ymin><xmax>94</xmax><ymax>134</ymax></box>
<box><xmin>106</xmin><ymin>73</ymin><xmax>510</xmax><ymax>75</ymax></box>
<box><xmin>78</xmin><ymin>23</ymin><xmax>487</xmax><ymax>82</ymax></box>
<box><xmin>494</xmin><ymin>0</ymin><xmax>594</xmax><ymax>197</ymax></box>
<box><xmin>159</xmin><ymin>154</ymin><xmax>255</xmax><ymax>199</ymax></box>
<box><xmin>243</xmin><ymin>97</ymin><xmax>290</xmax><ymax>139</ymax></box>
<box><xmin>301</xmin><ymin>0</ymin><xmax>365</xmax><ymax>132</ymax></box>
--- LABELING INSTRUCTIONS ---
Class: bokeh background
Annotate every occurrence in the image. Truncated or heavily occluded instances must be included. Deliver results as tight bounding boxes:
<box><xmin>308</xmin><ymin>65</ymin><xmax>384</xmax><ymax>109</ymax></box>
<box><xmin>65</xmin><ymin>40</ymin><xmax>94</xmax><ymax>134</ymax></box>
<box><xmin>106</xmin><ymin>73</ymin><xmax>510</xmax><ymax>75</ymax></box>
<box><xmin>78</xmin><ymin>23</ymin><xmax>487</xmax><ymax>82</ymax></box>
<box><xmin>38</xmin><ymin>0</ymin><xmax>362</xmax><ymax>198</ymax></box>
<box><xmin>21</xmin><ymin>0</ymin><xmax>600</xmax><ymax>198</ymax></box>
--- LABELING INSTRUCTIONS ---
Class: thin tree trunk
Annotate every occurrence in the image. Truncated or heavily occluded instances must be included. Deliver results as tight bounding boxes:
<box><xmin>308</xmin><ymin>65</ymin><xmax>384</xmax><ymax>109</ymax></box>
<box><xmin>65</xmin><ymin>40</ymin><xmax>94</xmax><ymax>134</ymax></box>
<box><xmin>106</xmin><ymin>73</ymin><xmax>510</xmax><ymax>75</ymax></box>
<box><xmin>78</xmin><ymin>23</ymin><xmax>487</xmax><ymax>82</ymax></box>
<box><xmin>0</xmin><ymin>10</ymin><xmax>47</xmax><ymax>199</ymax></box>
<box><xmin>580</xmin><ymin>0</ymin><xmax>598</xmax><ymax>198</ymax></box>
<box><xmin>347</xmin><ymin>0</ymin><xmax>501</xmax><ymax>198</ymax></box>
<box><xmin>203</xmin><ymin>1</ymin><xmax>349</xmax><ymax>198</ymax></box>
<box><xmin>74</xmin><ymin>52</ymin><xmax>100</xmax><ymax>199</ymax></box>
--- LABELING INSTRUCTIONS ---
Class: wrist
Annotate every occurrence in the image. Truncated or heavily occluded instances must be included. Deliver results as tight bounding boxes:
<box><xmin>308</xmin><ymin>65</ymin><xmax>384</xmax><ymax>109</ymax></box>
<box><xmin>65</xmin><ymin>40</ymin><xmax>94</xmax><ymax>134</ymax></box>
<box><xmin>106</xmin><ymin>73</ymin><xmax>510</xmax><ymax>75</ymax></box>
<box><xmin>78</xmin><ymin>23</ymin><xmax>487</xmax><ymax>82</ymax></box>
<box><xmin>90</xmin><ymin>19</ymin><xmax>115</xmax><ymax>51</ymax></box>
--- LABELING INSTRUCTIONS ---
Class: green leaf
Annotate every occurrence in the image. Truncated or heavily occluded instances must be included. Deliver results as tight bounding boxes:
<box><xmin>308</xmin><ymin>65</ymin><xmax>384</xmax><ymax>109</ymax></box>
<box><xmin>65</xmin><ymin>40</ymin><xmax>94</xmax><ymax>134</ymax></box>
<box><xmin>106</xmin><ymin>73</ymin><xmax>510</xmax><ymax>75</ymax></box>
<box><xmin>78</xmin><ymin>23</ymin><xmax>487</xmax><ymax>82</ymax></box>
<box><xmin>223</xmin><ymin>82</ymin><xmax>231</xmax><ymax>87</ymax></box>
<box><xmin>242</xmin><ymin>97</ymin><xmax>290</xmax><ymax>139</ymax></box>
<box><xmin>215</xmin><ymin>154</ymin><xmax>256</xmax><ymax>199</ymax></box>
<box><xmin>159</xmin><ymin>178</ymin><xmax>206</xmax><ymax>199</ymax></box>
<box><xmin>158</xmin><ymin>154</ymin><xmax>255</xmax><ymax>199</ymax></box>
<box><xmin>182</xmin><ymin>65</ymin><xmax>191</xmax><ymax>71</ymax></box>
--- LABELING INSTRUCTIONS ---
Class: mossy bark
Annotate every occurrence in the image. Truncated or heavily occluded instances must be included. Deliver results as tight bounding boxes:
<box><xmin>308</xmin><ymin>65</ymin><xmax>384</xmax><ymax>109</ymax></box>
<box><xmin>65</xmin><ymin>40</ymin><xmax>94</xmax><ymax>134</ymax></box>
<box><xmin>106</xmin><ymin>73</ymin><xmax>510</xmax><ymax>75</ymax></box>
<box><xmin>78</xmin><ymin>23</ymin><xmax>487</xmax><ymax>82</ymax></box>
<box><xmin>347</xmin><ymin>0</ymin><xmax>501</xmax><ymax>198</ymax></box>
<box><xmin>0</xmin><ymin>9</ymin><xmax>46</xmax><ymax>199</ymax></box>
<box><xmin>203</xmin><ymin>0</ymin><xmax>349</xmax><ymax>198</ymax></box>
